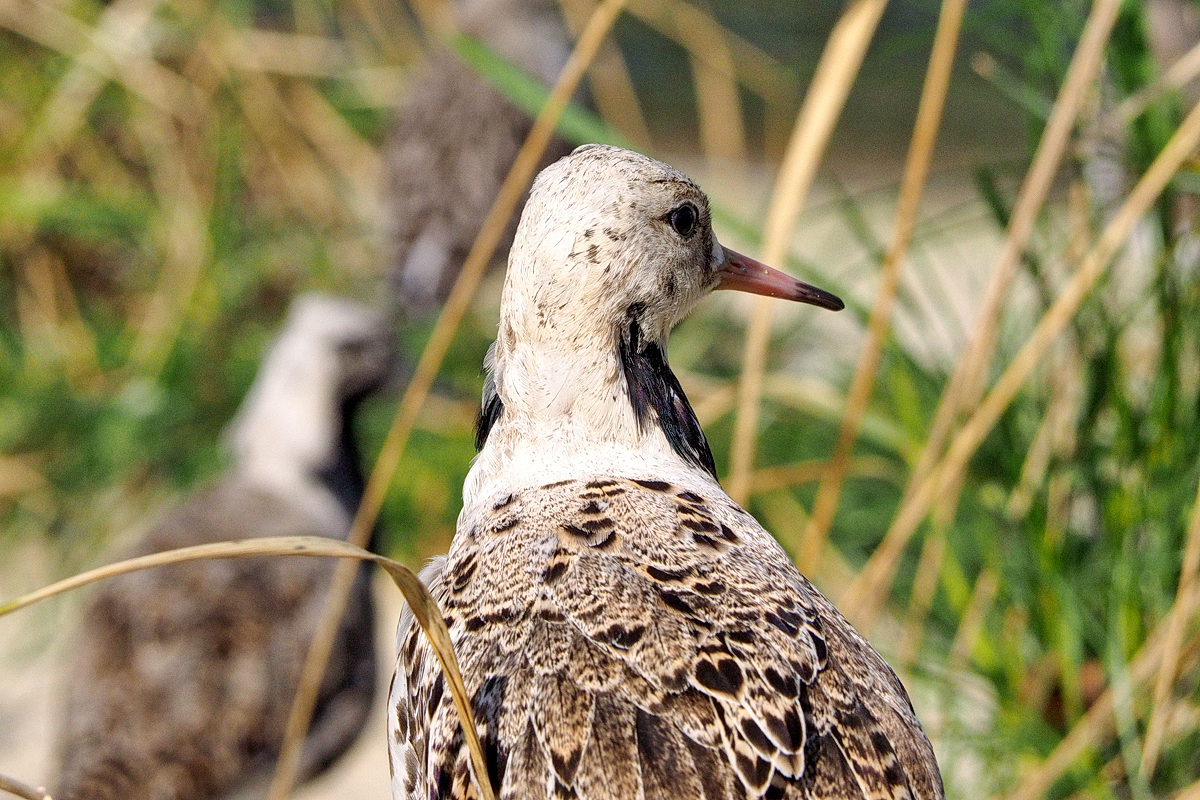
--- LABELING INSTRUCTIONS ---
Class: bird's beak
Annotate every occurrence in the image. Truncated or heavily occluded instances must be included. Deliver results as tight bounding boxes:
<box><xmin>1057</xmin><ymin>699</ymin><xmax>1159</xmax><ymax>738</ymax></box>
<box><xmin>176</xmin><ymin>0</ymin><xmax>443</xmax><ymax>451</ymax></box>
<box><xmin>714</xmin><ymin>244</ymin><xmax>844</xmax><ymax>311</ymax></box>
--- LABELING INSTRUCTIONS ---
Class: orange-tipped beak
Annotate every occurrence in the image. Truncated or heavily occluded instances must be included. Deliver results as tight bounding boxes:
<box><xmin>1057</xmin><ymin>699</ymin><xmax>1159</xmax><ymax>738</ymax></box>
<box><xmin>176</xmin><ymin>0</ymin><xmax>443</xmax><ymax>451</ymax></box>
<box><xmin>715</xmin><ymin>246</ymin><xmax>844</xmax><ymax>311</ymax></box>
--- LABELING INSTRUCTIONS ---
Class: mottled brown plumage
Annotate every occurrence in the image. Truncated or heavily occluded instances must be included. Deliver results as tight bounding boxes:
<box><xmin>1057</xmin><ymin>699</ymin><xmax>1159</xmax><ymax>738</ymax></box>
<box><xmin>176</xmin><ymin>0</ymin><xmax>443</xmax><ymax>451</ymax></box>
<box><xmin>388</xmin><ymin>146</ymin><xmax>943</xmax><ymax>800</ymax></box>
<box><xmin>56</xmin><ymin>295</ymin><xmax>393</xmax><ymax>800</ymax></box>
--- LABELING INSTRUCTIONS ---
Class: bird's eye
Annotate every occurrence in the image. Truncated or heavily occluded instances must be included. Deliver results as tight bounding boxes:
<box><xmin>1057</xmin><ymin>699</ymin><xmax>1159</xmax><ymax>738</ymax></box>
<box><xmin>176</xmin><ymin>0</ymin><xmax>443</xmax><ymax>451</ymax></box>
<box><xmin>667</xmin><ymin>203</ymin><xmax>698</xmax><ymax>238</ymax></box>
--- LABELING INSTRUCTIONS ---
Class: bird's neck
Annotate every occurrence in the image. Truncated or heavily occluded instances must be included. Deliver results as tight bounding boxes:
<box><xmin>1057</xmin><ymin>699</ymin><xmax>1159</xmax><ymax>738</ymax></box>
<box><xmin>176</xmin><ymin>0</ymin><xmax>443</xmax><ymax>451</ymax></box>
<box><xmin>463</xmin><ymin>319</ymin><xmax>718</xmax><ymax>508</ymax></box>
<box><xmin>227</xmin><ymin>371</ymin><xmax>361</xmax><ymax>535</ymax></box>
<box><xmin>313</xmin><ymin>394</ymin><xmax>368</xmax><ymax>520</ymax></box>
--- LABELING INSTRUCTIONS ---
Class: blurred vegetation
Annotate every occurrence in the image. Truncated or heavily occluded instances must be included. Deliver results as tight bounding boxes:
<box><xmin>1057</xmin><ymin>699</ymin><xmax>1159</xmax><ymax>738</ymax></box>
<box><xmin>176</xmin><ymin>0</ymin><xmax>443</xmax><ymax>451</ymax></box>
<box><xmin>3</xmin><ymin>0</ymin><xmax>1200</xmax><ymax>798</ymax></box>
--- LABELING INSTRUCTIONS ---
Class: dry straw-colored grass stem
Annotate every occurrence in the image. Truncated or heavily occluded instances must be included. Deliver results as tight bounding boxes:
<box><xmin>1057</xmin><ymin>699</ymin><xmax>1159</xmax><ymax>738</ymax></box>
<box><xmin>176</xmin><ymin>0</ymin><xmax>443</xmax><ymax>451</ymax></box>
<box><xmin>284</xmin><ymin>79</ymin><xmax>386</xmax><ymax>214</ymax></box>
<box><xmin>557</xmin><ymin>0</ymin><xmax>653</xmax><ymax>151</ymax></box>
<box><xmin>839</xmin><ymin>0</ymin><xmax>1124</xmax><ymax>624</ymax></box>
<box><xmin>845</xmin><ymin>89</ymin><xmax>1200</xmax><ymax>633</ymax></box>
<box><xmin>403</xmin><ymin>0</ymin><xmax>453</xmax><ymax>37</ymax></box>
<box><xmin>625</xmin><ymin>0</ymin><xmax>798</xmax><ymax>112</ymax></box>
<box><xmin>1005</xmin><ymin>582</ymin><xmax>1200</xmax><ymax>800</ymax></box>
<box><xmin>749</xmin><ymin>454</ymin><xmax>898</xmax><ymax>495</ymax></box>
<box><xmin>2</xmin><ymin>0</ymin><xmax>205</xmax><ymax>166</ymax></box>
<box><xmin>1141</xmin><ymin>472</ymin><xmax>1200</xmax><ymax>776</ymax></box>
<box><xmin>797</xmin><ymin>0</ymin><xmax>966</xmax><ymax>575</ymax></box>
<box><xmin>12</xmin><ymin>248</ymin><xmax>99</xmax><ymax>380</ymax></box>
<box><xmin>897</xmin><ymin>525</ymin><xmax>946</xmax><ymax>667</ymax></box>
<box><xmin>126</xmin><ymin>106</ymin><xmax>214</xmax><ymax>379</ymax></box>
<box><xmin>947</xmin><ymin>566</ymin><xmax>997</xmax><ymax>670</ymax></box>
<box><xmin>216</xmin><ymin>29</ymin><xmax>356</xmax><ymax>77</ymax></box>
<box><xmin>0</xmin><ymin>773</ymin><xmax>52</xmax><ymax>800</ymax></box>
<box><xmin>624</xmin><ymin>0</ymin><xmax>801</xmax><ymax>157</ymax></box>
<box><xmin>677</xmin><ymin>5</ymin><xmax>746</xmax><ymax>168</ymax></box>
<box><xmin>1114</xmin><ymin>35</ymin><xmax>1200</xmax><ymax>127</ymax></box>
<box><xmin>1176</xmin><ymin>775</ymin><xmax>1200</xmax><ymax>800</ymax></box>
<box><xmin>950</xmin><ymin>0</ymin><xmax>1123</xmax><ymax>424</ymax></box>
<box><xmin>222</xmin><ymin>54</ymin><xmax>346</xmax><ymax>220</ymax></box>
<box><xmin>0</xmin><ymin>537</ymin><xmax>493</xmax><ymax>800</ymax></box>
<box><xmin>266</xmin><ymin>2</ymin><xmax>629</xmax><ymax>797</ymax></box>
<box><xmin>1177</xmin><ymin>781</ymin><xmax>1200</xmax><ymax>800</ymax></box>
<box><xmin>726</xmin><ymin>0</ymin><xmax>887</xmax><ymax>506</ymax></box>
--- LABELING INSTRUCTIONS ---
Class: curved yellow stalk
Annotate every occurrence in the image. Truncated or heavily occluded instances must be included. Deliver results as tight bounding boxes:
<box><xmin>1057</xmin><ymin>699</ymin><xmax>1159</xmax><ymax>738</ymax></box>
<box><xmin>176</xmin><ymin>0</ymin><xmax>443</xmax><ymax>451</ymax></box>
<box><xmin>0</xmin><ymin>536</ymin><xmax>494</xmax><ymax>800</ymax></box>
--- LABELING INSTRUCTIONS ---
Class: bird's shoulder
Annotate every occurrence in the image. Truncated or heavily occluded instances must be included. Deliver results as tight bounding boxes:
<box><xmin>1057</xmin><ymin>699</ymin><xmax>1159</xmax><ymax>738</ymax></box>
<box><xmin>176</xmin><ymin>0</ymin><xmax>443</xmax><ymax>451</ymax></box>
<box><xmin>391</xmin><ymin>476</ymin><xmax>942</xmax><ymax>800</ymax></box>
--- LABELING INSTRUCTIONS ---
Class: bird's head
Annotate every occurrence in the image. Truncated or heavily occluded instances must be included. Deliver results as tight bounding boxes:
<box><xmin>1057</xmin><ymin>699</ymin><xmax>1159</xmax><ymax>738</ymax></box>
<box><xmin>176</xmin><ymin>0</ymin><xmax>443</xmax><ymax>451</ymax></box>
<box><xmin>501</xmin><ymin>144</ymin><xmax>842</xmax><ymax>352</ymax></box>
<box><xmin>476</xmin><ymin>145</ymin><xmax>842</xmax><ymax>485</ymax></box>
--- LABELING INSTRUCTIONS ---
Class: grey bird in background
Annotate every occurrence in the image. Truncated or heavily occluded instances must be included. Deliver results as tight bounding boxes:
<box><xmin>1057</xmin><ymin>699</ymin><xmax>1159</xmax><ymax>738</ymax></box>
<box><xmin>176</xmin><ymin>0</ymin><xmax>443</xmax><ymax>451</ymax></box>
<box><xmin>55</xmin><ymin>294</ymin><xmax>394</xmax><ymax>800</ymax></box>
<box><xmin>384</xmin><ymin>0</ymin><xmax>576</xmax><ymax>314</ymax></box>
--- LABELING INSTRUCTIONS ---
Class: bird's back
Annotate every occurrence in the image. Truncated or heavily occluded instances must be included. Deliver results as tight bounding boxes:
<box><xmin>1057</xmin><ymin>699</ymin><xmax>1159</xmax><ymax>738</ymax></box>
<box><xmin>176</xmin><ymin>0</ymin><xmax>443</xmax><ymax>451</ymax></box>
<box><xmin>57</xmin><ymin>479</ymin><xmax>376</xmax><ymax>800</ymax></box>
<box><xmin>390</xmin><ymin>476</ymin><xmax>943</xmax><ymax>800</ymax></box>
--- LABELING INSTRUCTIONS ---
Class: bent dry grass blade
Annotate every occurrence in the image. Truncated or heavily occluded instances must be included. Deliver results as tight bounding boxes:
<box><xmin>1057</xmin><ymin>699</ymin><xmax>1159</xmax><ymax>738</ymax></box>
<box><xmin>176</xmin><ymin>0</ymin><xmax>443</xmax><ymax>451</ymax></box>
<box><xmin>0</xmin><ymin>536</ymin><xmax>497</xmax><ymax>800</ymax></box>
<box><xmin>0</xmin><ymin>773</ymin><xmax>52</xmax><ymax>800</ymax></box>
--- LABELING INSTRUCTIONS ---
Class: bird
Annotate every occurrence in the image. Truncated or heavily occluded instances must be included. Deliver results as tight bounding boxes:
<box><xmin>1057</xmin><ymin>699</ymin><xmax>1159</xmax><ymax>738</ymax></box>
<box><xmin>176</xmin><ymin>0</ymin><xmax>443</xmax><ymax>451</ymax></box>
<box><xmin>388</xmin><ymin>144</ymin><xmax>944</xmax><ymax>800</ymax></box>
<box><xmin>383</xmin><ymin>0</ymin><xmax>575</xmax><ymax>314</ymax></box>
<box><xmin>55</xmin><ymin>294</ymin><xmax>394</xmax><ymax>800</ymax></box>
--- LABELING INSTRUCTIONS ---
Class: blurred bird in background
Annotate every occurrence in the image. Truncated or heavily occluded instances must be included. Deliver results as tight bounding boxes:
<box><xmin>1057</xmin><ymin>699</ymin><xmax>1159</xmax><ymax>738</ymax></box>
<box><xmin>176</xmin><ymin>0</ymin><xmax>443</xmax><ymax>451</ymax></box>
<box><xmin>384</xmin><ymin>0</ymin><xmax>577</xmax><ymax>314</ymax></box>
<box><xmin>54</xmin><ymin>294</ymin><xmax>394</xmax><ymax>800</ymax></box>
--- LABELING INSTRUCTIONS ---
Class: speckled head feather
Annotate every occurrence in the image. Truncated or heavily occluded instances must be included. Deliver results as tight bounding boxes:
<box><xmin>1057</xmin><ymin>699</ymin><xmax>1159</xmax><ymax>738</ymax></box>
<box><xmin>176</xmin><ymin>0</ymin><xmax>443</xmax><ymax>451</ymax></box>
<box><xmin>502</xmin><ymin>145</ymin><xmax>721</xmax><ymax>343</ymax></box>
<box><xmin>391</xmin><ymin>146</ymin><xmax>942</xmax><ymax>800</ymax></box>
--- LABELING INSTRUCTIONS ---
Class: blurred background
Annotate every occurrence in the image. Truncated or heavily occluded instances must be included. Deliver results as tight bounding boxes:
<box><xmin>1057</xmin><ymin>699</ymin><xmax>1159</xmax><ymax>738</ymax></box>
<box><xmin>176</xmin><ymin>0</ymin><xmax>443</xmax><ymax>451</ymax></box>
<box><xmin>3</xmin><ymin>0</ymin><xmax>1200</xmax><ymax>797</ymax></box>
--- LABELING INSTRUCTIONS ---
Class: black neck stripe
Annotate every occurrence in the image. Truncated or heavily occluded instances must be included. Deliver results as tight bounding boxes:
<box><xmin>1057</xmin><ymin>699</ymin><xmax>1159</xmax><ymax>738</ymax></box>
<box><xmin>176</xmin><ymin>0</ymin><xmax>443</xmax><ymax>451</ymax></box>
<box><xmin>475</xmin><ymin>366</ymin><xmax>503</xmax><ymax>451</ymax></box>
<box><xmin>618</xmin><ymin>313</ymin><xmax>718</xmax><ymax>480</ymax></box>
